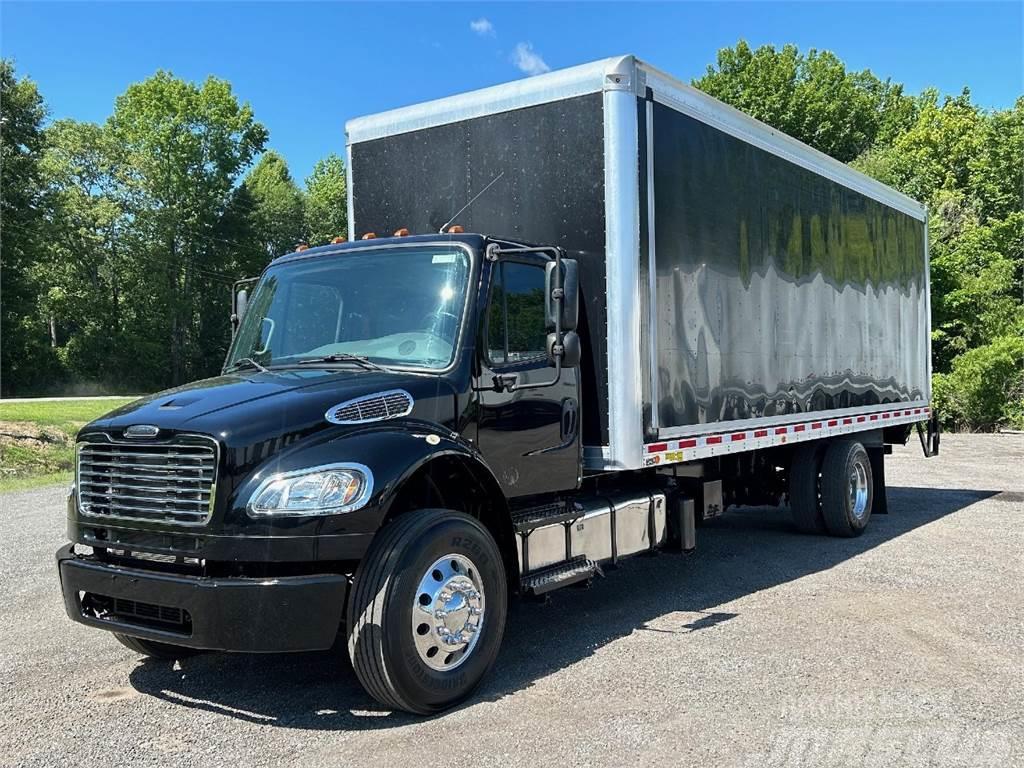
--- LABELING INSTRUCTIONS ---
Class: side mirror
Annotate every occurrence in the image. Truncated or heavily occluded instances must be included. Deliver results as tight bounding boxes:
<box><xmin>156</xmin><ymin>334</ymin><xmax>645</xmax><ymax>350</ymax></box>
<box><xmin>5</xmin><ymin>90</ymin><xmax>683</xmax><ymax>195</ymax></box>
<box><xmin>231</xmin><ymin>281</ymin><xmax>254</xmax><ymax>337</ymax></box>
<box><xmin>545</xmin><ymin>259</ymin><xmax>579</xmax><ymax>332</ymax></box>
<box><xmin>232</xmin><ymin>287</ymin><xmax>249</xmax><ymax>331</ymax></box>
<box><xmin>547</xmin><ymin>331</ymin><xmax>581</xmax><ymax>368</ymax></box>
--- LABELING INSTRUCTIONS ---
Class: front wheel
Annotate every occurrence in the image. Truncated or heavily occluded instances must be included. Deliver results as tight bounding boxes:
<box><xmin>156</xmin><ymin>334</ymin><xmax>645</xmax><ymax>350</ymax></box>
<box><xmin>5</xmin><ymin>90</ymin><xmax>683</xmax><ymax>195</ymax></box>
<box><xmin>347</xmin><ymin>509</ymin><xmax>508</xmax><ymax>714</ymax></box>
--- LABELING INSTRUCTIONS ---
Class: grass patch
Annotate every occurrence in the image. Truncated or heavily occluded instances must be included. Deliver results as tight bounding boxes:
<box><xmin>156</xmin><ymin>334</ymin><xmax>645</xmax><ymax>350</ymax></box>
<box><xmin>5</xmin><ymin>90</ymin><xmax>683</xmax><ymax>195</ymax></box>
<box><xmin>0</xmin><ymin>471</ymin><xmax>73</xmax><ymax>494</ymax></box>
<box><xmin>0</xmin><ymin>398</ymin><xmax>137</xmax><ymax>492</ymax></box>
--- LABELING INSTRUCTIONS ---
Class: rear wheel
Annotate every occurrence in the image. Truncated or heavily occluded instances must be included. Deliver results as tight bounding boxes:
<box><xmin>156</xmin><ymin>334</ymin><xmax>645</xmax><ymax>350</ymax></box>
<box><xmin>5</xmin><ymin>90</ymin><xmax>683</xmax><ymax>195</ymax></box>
<box><xmin>820</xmin><ymin>440</ymin><xmax>873</xmax><ymax>537</ymax></box>
<box><xmin>790</xmin><ymin>441</ymin><xmax>826</xmax><ymax>534</ymax></box>
<box><xmin>113</xmin><ymin>633</ymin><xmax>200</xmax><ymax>660</ymax></box>
<box><xmin>347</xmin><ymin>509</ymin><xmax>507</xmax><ymax>714</ymax></box>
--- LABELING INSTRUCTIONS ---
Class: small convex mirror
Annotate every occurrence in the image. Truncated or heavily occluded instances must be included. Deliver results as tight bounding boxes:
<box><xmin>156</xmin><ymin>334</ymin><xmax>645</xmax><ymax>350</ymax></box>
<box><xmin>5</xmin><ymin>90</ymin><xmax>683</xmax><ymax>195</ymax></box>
<box><xmin>547</xmin><ymin>331</ymin><xmax>582</xmax><ymax>368</ymax></box>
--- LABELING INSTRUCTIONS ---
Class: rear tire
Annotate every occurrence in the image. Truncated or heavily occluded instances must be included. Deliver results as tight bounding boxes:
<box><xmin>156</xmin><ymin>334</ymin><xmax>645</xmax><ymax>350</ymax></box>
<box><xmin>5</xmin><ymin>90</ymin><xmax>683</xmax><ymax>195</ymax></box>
<box><xmin>113</xmin><ymin>633</ymin><xmax>200</xmax><ymax>660</ymax></box>
<box><xmin>790</xmin><ymin>441</ymin><xmax>826</xmax><ymax>534</ymax></box>
<box><xmin>820</xmin><ymin>440</ymin><xmax>873</xmax><ymax>537</ymax></box>
<box><xmin>347</xmin><ymin>509</ymin><xmax>508</xmax><ymax>714</ymax></box>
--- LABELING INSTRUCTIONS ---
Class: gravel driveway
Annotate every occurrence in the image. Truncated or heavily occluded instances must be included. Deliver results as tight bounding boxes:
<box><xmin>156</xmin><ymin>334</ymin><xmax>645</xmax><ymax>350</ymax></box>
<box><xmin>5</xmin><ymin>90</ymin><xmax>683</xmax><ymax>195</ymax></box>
<box><xmin>2</xmin><ymin>433</ymin><xmax>1021</xmax><ymax>767</ymax></box>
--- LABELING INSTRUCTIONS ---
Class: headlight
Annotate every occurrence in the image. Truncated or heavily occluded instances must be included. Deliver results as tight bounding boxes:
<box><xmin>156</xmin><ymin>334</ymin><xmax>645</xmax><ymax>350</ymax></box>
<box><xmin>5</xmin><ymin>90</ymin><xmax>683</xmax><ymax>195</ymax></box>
<box><xmin>247</xmin><ymin>463</ymin><xmax>373</xmax><ymax>517</ymax></box>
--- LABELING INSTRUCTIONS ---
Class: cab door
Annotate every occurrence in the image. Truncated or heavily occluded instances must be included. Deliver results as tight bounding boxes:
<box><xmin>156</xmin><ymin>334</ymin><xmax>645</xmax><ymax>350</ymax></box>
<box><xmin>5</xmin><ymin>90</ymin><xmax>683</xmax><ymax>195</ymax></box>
<box><xmin>475</xmin><ymin>258</ymin><xmax>581</xmax><ymax>498</ymax></box>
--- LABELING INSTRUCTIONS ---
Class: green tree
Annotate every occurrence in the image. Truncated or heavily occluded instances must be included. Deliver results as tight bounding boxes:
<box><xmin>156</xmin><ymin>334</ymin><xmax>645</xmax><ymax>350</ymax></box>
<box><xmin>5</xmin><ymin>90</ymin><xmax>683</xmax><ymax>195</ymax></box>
<box><xmin>236</xmin><ymin>150</ymin><xmax>305</xmax><ymax>266</ymax></box>
<box><xmin>36</xmin><ymin>119</ymin><xmax>134</xmax><ymax>388</ymax></box>
<box><xmin>929</xmin><ymin>209</ymin><xmax>1023</xmax><ymax>372</ymax></box>
<box><xmin>304</xmin><ymin>153</ymin><xmax>347</xmax><ymax>246</ymax></box>
<box><xmin>933</xmin><ymin>334</ymin><xmax>1024</xmax><ymax>431</ymax></box>
<box><xmin>693</xmin><ymin>40</ymin><xmax>915</xmax><ymax>162</ymax></box>
<box><xmin>969</xmin><ymin>98</ymin><xmax>1024</xmax><ymax>222</ymax></box>
<box><xmin>851</xmin><ymin>89</ymin><xmax>983</xmax><ymax>205</ymax></box>
<box><xmin>0</xmin><ymin>60</ymin><xmax>61</xmax><ymax>395</ymax></box>
<box><xmin>105</xmin><ymin>71</ymin><xmax>267</xmax><ymax>384</ymax></box>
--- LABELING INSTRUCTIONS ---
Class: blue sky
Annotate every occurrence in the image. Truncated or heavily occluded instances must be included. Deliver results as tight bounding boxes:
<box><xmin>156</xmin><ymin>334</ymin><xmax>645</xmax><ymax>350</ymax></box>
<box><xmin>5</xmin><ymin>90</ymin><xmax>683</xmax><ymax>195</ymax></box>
<box><xmin>3</xmin><ymin>2</ymin><xmax>1022</xmax><ymax>184</ymax></box>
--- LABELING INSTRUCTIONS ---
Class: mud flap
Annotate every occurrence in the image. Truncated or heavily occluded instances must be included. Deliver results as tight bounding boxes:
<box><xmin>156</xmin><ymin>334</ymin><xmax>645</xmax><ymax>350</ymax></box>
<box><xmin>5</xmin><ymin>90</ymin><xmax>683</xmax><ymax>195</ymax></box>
<box><xmin>867</xmin><ymin>446</ymin><xmax>889</xmax><ymax>515</ymax></box>
<box><xmin>917</xmin><ymin>411</ymin><xmax>941</xmax><ymax>457</ymax></box>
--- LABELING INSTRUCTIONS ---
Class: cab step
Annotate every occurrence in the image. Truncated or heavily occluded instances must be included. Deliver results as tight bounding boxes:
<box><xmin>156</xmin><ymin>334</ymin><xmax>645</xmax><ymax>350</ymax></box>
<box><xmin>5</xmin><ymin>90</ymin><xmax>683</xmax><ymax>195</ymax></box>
<box><xmin>511</xmin><ymin>502</ymin><xmax>580</xmax><ymax>533</ymax></box>
<box><xmin>522</xmin><ymin>556</ymin><xmax>601</xmax><ymax>596</ymax></box>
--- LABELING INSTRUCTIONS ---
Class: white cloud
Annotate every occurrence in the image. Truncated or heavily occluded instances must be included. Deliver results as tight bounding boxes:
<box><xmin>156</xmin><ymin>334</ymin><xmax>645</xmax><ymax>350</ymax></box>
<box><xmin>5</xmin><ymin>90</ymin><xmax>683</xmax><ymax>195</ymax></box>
<box><xmin>512</xmin><ymin>42</ymin><xmax>550</xmax><ymax>76</ymax></box>
<box><xmin>469</xmin><ymin>18</ymin><xmax>495</xmax><ymax>36</ymax></box>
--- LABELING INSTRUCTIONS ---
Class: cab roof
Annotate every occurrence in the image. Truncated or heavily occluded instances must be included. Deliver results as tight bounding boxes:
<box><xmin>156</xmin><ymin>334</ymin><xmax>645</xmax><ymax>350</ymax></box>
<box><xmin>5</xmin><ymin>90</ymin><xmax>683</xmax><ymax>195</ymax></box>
<box><xmin>268</xmin><ymin>233</ymin><xmax>532</xmax><ymax>268</ymax></box>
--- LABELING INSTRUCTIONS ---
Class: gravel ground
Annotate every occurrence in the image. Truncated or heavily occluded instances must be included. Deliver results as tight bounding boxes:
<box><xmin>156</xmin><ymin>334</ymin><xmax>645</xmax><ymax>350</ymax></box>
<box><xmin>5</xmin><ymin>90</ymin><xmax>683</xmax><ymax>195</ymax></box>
<box><xmin>2</xmin><ymin>433</ymin><xmax>1021</xmax><ymax>767</ymax></box>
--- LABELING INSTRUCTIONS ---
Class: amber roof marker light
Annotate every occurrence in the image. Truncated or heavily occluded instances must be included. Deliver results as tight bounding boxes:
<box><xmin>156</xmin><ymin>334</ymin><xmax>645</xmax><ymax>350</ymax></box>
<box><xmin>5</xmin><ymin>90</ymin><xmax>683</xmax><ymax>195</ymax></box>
<box><xmin>295</xmin><ymin>243</ymin><xmax>309</xmax><ymax>252</ymax></box>
<box><xmin>331</xmin><ymin>236</ymin><xmax>345</xmax><ymax>244</ymax></box>
<box><xmin>393</xmin><ymin>228</ymin><xmax>410</xmax><ymax>237</ymax></box>
<box><xmin>447</xmin><ymin>225</ymin><xmax>464</xmax><ymax>234</ymax></box>
<box><xmin>361</xmin><ymin>232</ymin><xmax>377</xmax><ymax>240</ymax></box>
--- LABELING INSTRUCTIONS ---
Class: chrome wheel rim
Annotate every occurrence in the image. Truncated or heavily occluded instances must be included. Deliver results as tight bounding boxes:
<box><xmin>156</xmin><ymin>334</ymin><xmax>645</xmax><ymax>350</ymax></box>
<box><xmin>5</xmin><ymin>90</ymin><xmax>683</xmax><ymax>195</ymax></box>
<box><xmin>411</xmin><ymin>553</ymin><xmax>485</xmax><ymax>671</ymax></box>
<box><xmin>849</xmin><ymin>460</ymin><xmax>869</xmax><ymax>520</ymax></box>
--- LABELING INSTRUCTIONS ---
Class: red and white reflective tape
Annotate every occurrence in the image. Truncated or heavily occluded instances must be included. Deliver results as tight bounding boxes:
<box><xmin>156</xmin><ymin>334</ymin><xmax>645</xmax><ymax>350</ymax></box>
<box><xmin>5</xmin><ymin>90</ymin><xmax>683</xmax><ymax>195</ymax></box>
<box><xmin>642</xmin><ymin>406</ymin><xmax>930</xmax><ymax>467</ymax></box>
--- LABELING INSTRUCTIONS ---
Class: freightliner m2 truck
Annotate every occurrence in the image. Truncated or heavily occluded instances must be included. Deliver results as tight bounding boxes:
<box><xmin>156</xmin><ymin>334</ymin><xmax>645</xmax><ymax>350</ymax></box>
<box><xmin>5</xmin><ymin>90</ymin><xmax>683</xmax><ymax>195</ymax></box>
<box><xmin>57</xmin><ymin>56</ymin><xmax>939</xmax><ymax>714</ymax></box>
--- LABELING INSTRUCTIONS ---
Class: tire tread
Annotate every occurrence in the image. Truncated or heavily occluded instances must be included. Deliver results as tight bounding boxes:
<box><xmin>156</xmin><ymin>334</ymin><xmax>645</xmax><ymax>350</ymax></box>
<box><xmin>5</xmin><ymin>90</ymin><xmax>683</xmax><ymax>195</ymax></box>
<box><xmin>347</xmin><ymin>509</ymin><xmax>473</xmax><ymax>713</ymax></box>
<box><xmin>790</xmin><ymin>441</ymin><xmax>826</xmax><ymax>534</ymax></box>
<box><xmin>820</xmin><ymin>440</ymin><xmax>872</xmax><ymax>537</ymax></box>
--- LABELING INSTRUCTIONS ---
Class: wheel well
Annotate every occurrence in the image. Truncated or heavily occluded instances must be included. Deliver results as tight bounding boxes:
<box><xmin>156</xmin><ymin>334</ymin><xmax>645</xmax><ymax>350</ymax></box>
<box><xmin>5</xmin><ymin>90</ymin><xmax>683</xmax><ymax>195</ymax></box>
<box><xmin>387</xmin><ymin>455</ymin><xmax>518</xmax><ymax>584</ymax></box>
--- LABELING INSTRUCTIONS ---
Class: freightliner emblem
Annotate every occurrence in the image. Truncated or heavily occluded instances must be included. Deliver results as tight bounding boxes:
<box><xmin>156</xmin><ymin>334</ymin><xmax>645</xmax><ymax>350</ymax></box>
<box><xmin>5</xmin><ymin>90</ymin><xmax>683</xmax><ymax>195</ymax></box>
<box><xmin>124</xmin><ymin>424</ymin><xmax>160</xmax><ymax>439</ymax></box>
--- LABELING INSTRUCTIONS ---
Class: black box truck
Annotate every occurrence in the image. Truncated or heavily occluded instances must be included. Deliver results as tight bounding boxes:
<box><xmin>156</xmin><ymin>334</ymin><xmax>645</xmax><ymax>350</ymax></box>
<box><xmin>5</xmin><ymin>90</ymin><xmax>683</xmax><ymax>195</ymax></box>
<box><xmin>57</xmin><ymin>55</ymin><xmax>938</xmax><ymax>714</ymax></box>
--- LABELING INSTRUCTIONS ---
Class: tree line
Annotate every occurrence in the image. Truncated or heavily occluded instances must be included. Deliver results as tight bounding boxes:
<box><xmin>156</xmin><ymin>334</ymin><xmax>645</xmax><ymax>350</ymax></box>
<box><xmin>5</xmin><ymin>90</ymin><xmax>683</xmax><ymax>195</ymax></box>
<box><xmin>2</xmin><ymin>62</ymin><xmax>345</xmax><ymax>396</ymax></box>
<box><xmin>2</xmin><ymin>42</ymin><xmax>1022</xmax><ymax>429</ymax></box>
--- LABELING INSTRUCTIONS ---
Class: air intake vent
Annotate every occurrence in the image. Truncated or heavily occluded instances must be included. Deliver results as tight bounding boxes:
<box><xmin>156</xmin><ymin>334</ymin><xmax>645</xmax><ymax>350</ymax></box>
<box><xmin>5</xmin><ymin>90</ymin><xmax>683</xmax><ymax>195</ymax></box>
<box><xmin>325</xmin><ymin>389</ymin><xmax>414</xmax><ymax>425</ymax></box>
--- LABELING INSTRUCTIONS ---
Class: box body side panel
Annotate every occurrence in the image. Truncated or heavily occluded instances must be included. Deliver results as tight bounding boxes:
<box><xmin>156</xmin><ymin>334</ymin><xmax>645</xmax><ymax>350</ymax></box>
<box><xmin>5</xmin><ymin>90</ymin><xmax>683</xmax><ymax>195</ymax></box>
<box><xmin>650</xmin><ymin>104</ymin><xmax>929</xmax><ymax>434</ymax></box>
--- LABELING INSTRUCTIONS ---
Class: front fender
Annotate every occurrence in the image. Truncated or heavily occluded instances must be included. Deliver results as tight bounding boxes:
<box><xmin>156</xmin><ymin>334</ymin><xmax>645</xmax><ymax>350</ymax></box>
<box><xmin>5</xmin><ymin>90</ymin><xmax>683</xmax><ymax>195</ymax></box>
<box><xmin>226</xmin><ymin>423</ymin><xmax>502</xmax><ymax>540</ymax></box>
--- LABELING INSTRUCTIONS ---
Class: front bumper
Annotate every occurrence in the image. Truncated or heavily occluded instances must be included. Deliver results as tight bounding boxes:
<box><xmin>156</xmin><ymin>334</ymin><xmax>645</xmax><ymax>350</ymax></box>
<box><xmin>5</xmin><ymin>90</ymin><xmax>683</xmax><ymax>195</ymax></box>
<box><xmin>56</xmin><ymin>544</ymin><xmax>348</xmax><ymax>653</ymax></box>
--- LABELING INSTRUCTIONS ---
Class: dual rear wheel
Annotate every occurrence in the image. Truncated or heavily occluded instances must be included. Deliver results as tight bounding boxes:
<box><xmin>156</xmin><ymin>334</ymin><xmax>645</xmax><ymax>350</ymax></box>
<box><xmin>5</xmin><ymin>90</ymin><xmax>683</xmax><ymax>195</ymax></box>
<box><xmin>790</xmin><ymin>439</ymin><xmax>874</xmax><ymax>537</ymax></box>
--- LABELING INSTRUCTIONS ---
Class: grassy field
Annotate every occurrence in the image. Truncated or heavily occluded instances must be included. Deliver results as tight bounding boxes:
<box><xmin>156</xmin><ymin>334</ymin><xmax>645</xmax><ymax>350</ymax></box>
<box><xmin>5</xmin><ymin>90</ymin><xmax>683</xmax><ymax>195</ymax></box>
<box><xmin>0</xmin><ymin>398</ymin><xmax>137</xmax><ymax>492</ymax></box>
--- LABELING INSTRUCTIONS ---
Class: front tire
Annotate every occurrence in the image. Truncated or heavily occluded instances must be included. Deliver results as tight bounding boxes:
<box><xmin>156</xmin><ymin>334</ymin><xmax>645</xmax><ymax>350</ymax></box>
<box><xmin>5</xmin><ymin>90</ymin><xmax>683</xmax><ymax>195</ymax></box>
<box><xmin>347</xmin><ymin>509</ymin><xmax>508</xmax><ymax>714</ymax></box>
<box><xmin>820</xmin><ymin>440</ymin><xmax>873</xmax><ymax>537</ymax></box>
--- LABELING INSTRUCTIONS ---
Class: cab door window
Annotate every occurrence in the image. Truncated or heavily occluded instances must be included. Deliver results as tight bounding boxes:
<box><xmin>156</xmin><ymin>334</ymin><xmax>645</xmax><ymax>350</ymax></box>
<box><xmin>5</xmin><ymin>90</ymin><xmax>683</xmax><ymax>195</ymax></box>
<box><xmin>486</xmin><ymin>262</ymin><xmax>547</xmax><ymax>365</ymax></box>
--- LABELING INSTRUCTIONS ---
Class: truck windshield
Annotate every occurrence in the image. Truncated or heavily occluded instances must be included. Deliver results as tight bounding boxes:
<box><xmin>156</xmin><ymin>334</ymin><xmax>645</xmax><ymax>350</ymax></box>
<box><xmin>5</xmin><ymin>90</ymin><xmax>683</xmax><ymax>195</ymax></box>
<box><xmin>227</xmin><ymin>245</ymin><xmax>472</xmax><ymax>371</ymax></box>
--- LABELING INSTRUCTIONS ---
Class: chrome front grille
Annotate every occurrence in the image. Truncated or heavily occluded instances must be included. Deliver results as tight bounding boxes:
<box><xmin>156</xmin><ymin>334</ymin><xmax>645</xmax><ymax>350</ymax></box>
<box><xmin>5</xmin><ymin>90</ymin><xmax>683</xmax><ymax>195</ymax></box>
<box><xmin>325</xmin><ymin>389</ymin><xmax>413</xmax><ymax>425</ymax></box>
<box><xmin>77</xmin><ymin>436</ymin><xmax>218</xmax><ymax>527</ymax></box>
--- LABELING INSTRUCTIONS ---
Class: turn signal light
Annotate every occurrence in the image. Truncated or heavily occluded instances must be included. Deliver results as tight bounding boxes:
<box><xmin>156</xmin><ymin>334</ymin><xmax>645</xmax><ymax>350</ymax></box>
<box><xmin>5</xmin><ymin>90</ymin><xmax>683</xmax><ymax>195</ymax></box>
<box><xmin>447</xmin><ymin>225</ymin><xmax>464</xmax><ymax>234</ymax></box>
<box><xmin>361</xmin><ymin>232</ymin><xmax>377</xmax><ymax>240</ymax></box>
<box><xmin>331</xmin><ymin>236</ymin><xmax>345</xmax><ymax>244</ymax></box>
<box><xmin>393</xmin><ymin>228</ymin><xmax>409</xmax><ymax>237</ymax></box>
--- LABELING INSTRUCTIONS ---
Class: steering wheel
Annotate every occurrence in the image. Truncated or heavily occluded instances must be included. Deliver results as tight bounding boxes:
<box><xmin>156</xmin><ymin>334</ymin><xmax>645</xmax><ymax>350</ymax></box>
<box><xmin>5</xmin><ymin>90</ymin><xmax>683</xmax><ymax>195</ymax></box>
<box><xmin>420</xmin><ymin>310</ymin><xmax>460</xmax><ymax>339</ymax></box>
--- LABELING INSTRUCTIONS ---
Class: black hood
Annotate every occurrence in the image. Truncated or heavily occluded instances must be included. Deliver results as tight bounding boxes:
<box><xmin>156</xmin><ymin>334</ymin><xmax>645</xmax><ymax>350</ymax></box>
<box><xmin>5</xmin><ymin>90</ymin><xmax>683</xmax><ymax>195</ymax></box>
<box><xmin>84</xmin><ymin>368</ymin><xmax>459</xmax><ymax>448</ymax></box>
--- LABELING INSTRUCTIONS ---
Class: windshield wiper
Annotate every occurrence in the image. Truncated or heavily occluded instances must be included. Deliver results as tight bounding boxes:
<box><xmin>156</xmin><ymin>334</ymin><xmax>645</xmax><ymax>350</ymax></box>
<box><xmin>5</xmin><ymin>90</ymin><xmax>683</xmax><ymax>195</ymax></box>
<box><xmin>227</xmin><ymin>357</ymin><xmax>268</xmax><ymax>373</ymax></box>
<box><xmin>295</xmin><ymin>353</ymin><xmax>391</xmax><ymax>372</ymax></box>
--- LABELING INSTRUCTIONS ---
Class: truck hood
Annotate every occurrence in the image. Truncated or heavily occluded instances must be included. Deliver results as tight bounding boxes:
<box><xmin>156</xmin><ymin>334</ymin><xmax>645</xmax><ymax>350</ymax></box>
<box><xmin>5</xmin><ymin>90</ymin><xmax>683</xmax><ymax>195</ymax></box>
<box><xmin>83</xmin><ymin>368</ymin><xmax>459</xmax><ymax>448</ymax></box>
